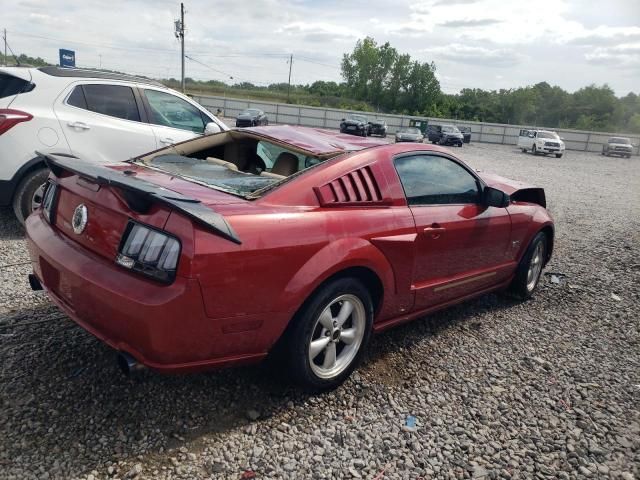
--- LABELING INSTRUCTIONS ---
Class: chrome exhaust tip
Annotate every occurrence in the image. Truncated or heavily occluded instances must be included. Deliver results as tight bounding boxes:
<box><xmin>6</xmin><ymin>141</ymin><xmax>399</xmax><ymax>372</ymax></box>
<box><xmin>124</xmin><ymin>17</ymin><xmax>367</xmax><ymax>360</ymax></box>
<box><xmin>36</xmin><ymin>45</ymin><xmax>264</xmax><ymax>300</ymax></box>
<box><xmin>28</xmin><ymin>274</ymin><xmax>43</xmax><ymax>291</ymax></box>
<box><xmin>116</xmin><ymin>351</ymin><xmax>145</xmax><ymax>375</ymax></box>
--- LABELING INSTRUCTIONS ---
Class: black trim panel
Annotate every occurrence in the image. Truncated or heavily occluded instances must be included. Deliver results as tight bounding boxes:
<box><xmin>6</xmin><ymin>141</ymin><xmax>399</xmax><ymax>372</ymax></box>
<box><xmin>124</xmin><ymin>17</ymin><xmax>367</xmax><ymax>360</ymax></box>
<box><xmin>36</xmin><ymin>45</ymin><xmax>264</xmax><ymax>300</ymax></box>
<box><xmin>38</xmin><ymin>66</ymin><xmax>164</xmax><ymax>87</ymax></box>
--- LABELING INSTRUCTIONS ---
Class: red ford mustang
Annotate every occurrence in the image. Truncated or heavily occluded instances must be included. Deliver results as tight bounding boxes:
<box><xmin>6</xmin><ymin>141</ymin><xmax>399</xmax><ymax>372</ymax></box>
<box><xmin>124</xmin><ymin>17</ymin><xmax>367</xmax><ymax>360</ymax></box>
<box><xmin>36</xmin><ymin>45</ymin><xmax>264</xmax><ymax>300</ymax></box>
<box><xmin>26</xmin><ymin>126</ymin><xmax>553</xmax><ymax>390</ymax></box>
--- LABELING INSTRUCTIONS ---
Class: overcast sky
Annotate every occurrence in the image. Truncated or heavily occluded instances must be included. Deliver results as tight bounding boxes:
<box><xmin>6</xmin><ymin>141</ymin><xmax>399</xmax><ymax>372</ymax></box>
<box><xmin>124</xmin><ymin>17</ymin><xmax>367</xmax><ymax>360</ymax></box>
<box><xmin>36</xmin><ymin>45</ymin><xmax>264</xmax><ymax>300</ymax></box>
<box><xmin>4</xmin><ymin>0</ymin><xmax>640</xmax><ymax>95</ymax></box>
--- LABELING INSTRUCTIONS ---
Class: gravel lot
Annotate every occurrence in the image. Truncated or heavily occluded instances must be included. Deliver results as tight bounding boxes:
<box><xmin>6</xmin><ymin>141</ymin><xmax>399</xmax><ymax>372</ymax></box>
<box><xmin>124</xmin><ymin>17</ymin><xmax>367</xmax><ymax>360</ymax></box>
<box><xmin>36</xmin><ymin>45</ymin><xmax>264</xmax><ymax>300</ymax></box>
<box><xmin>1</xmin><ymin>142</ymin><xmax>639</xmax><ymax>480</ymax></box>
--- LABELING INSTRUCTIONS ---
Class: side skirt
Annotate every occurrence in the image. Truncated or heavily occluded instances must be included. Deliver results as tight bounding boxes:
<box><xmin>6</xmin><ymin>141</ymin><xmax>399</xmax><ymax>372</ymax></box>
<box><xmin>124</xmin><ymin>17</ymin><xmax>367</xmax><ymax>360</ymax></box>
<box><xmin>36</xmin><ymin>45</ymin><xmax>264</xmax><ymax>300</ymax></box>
<box><xmin>372</xmin><ymin>276</ymin><xmax>513</xmax><ymax>333</ymax></box>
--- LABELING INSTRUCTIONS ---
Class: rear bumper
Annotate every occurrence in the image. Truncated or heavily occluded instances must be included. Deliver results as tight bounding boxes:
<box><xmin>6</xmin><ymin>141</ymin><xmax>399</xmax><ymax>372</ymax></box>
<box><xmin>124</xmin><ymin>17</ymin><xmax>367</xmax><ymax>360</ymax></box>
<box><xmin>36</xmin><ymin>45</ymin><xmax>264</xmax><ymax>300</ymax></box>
<box><xmin>25</xmin><ymin>213</ymin><xmax>267</xmax><ymax>373</ymax></box>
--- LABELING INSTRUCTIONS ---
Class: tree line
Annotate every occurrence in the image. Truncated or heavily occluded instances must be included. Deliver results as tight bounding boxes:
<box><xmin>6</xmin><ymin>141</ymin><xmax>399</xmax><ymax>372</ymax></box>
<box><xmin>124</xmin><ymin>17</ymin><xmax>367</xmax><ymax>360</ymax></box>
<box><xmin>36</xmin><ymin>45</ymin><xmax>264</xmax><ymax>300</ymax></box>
<box><xmin>3</xmin><ymin>44</ymin><xmax>639</xmax><ymax>133</ymax></box>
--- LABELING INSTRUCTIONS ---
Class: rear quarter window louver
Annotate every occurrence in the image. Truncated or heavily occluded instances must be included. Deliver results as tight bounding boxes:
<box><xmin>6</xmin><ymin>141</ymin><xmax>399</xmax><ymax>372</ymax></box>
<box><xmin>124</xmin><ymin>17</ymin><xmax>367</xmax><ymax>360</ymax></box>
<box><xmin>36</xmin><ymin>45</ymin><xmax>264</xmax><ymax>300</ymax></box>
<box><xmin>314</xmin><ymin>165</ymin><xmax>391</xmax><ymax>207</ymax></box>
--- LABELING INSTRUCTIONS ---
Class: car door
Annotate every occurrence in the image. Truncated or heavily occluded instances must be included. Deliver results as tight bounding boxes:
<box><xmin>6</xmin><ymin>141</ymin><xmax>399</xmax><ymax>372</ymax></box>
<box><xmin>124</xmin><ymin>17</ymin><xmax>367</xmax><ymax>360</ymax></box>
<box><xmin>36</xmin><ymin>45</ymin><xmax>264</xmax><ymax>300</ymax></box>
<box><xmin>54</xmin><ymin>82</ymin><xmax>157</xmax><ymax>162</ymax></box>
<box><xmin>139</xmin><ymin>87</ymin><xmax>217</xmax><ymax>148</ymax></box>
<box><xmin>393</xmin><ymin>153</ymin><xmax>512</xmax><ymax>310</ymax></box>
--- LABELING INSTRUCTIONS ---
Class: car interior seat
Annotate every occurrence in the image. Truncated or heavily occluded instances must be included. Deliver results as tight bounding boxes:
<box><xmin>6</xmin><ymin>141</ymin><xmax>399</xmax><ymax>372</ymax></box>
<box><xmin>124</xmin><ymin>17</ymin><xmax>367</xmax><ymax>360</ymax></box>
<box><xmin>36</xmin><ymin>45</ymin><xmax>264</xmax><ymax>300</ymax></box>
<box><xmin>270</xmin><ymin>152</ymin><xmax>298</xmax><ymax>177</ymax></box>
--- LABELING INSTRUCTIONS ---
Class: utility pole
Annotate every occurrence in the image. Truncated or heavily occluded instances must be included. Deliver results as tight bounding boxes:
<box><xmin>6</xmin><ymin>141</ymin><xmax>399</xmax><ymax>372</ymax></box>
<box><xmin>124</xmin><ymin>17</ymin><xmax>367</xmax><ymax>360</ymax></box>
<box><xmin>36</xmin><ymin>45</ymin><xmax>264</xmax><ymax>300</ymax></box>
<box><xmin>99</xmin><ymin>54</ymin><xmax>102</xmax><ymax>69</ymax></box>
<box><xmin>3</xmin><ymin>29</ymin><xmax>7</xmax><ymax>67</ymax></box>
<box><xmin>287</xmin><ymin>54</ymin><xmax>293</xmax><ymax>103</ymax></box>
<box><xmin>180</xmin><ymin>3</ymin><xmax>185</xmax><ymax>92</ymax></box>
<box><xmin>175</xmin><ymin>4</ymin><xmax>186</xmax><ymax>92</ymax></box>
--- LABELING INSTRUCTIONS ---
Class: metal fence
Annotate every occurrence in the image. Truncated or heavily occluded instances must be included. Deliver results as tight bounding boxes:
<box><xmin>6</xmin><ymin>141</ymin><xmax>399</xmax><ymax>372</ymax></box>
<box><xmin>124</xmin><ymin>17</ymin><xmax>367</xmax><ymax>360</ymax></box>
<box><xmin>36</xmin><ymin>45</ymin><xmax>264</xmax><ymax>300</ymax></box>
<box><xmin>193</xmin><ymin>94</ymin><xmax>640</xmax><ymax>156</ymax></box>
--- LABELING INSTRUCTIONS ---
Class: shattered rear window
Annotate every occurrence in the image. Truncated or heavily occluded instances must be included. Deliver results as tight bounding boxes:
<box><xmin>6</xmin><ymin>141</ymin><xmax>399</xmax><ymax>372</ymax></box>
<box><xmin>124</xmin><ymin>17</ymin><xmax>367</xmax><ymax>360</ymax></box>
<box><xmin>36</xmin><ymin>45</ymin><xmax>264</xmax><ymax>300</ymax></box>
<box><xmin>149</xmin><ymin>154</ymin><xmax>277</xmax><ymax>196</ymax></box>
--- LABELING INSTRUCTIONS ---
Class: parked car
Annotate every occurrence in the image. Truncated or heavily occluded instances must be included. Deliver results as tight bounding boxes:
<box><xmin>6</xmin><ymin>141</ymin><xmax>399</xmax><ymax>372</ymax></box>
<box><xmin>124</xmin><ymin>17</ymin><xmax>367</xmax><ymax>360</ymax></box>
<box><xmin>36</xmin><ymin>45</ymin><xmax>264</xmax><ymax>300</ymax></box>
<box><xmin>26</xmin><ymin>125</ymin><xmax>554</xmax><ymax>390</ymax></box>
<box><xmin>395</xmin><ymin>127</ymin><xmax>424</xmax><ymax>143</ymax></box>
<box><xmin>368</xmin><ymin>118</ymin><xmax>387</xmax><ymax>137</ymax></box>
<box><xmin>0</xmin><ymin>66</ymin><xmax>227</xmax><ymax>223</ymax></box>
<box><xmin>457</xmin><ymin>126</ymin><xmax>472</xmax><ymax>143</ymax></box>
<box><xmin>236</xmin><ymin>108</ymin><xmax>268</xmax><ymax>127</ymax></box>
<box><xmin>427</xmin><ymin>124</ymin><xmax>442</xmax><ymax>143</ymax></box>
<box><xmin>438</xmin><ymin>125</ymin><xmax>464</xmax><ymax>147</ymax></box>
<box><xmin>602</xmin><ymin>137</ymin><xmax>633</xmax><ymax>158</ymax></box>
<box><xmin>340</xmin><ymin>114</ymin><xmax>370</xmax><ymax>137</ymax></box>
<box><xmin>517</xmin><ymin>129</ymin><xmax>565</xmax><ymax>158</ymax></box>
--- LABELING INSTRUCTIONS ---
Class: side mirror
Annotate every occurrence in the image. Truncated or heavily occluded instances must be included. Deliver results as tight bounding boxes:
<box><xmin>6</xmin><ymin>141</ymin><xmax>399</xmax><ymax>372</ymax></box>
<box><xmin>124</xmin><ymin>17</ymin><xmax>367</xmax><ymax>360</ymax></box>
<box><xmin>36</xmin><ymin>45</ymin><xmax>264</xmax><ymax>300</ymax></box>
<box><xmin>204</xmin><ymin>122</ymin><xmax>221</xmax><ymax>135</ymax></box>
<box><xmin>483</xmin><ymin>186</ymin><xmax>510</xmax><ymax>208</ymax></box>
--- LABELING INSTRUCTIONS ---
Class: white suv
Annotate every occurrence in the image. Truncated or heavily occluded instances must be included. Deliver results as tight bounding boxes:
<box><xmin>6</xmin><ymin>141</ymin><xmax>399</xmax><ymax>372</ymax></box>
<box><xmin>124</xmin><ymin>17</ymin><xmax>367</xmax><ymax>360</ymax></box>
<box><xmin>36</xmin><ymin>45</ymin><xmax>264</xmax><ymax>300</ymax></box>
<box><xmin>517</xmin><ymin>129</ymin><xmax>565</xmax><ymax>158</ymax></box>
<box><xmin>0</xmin><ymin>66</ymin><xmax>227</xmax><ymax>223</ymax></box>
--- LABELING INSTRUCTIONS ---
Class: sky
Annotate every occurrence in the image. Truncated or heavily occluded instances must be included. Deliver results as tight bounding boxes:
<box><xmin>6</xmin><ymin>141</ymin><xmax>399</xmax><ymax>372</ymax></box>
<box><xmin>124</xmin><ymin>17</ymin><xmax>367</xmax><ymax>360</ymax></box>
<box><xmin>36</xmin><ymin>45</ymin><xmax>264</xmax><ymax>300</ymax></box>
<box><xmin>3</xmin><ymin>0</ymin><xmax>640</xmax><ymax>96</ymax></box>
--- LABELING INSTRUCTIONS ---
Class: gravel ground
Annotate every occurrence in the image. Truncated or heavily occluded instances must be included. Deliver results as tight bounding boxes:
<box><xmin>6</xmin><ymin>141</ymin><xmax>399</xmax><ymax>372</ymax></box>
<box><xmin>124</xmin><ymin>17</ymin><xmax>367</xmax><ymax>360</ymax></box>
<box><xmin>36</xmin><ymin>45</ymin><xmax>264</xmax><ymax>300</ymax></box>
<box><xmin>1</xmin><ymin>142</ymin><xmax>639</xmax><ymax>480</ymax></box>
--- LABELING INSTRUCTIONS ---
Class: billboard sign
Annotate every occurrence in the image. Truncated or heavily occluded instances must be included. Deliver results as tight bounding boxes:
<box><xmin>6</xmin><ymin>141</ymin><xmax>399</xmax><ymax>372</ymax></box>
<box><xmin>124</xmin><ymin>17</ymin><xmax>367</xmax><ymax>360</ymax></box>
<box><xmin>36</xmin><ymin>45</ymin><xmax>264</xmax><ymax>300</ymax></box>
<box><xmin>59</xmin><ymin>49</ymin><xmax>76</xmax><ymax>68</ymax></box>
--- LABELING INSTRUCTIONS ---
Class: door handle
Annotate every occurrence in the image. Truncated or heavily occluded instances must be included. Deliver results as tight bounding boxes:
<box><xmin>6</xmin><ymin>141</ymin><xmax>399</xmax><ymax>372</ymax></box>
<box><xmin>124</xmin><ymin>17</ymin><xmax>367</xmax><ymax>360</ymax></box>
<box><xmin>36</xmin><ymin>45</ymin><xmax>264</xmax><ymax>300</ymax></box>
<box><xmin>424</xmin><ymin>223</ymin><xmax>445</xmax><ymax>239</ymax></box>
<box><xmin>159</xmin><ymin>137</ymin><xmax>175</xmax><ymax>144</ymax></box>
<box><xmin>67</xmin><ymin>121</ymin><xmax>90</xmax><ymax>130</ymax></box>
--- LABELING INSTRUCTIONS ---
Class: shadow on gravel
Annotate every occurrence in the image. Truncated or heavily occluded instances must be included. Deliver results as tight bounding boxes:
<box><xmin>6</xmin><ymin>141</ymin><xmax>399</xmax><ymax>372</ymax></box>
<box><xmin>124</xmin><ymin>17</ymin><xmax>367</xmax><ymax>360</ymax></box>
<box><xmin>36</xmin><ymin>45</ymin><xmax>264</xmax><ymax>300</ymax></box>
<box><xmin>0</xmin><ymin>207</ymin><xmax>24</xmax><ymax>240</ymax></box>
<box><xmin>0</xmin><ymin>290</ymin><xmax>521</xmax><ymax>477</ymax></box>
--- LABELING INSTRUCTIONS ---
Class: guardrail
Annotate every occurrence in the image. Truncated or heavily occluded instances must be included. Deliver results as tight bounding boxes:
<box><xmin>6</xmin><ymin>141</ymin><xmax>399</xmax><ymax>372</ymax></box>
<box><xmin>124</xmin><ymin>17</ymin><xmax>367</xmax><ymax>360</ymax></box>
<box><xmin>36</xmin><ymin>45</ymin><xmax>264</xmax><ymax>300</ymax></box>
<box><xmin>193</xmin><ymin>94</ymin><xmax>640</xmax><ymax>156</ymax></box>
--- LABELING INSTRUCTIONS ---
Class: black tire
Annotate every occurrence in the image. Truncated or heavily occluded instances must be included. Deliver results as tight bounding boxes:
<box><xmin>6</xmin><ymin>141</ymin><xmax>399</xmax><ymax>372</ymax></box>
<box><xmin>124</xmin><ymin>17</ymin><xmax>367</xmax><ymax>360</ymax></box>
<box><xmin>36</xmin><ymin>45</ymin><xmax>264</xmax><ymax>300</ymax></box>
<box><xmin>12</xmin><ymin>168</ymin><xmax>49</xmax><ymax>225</ymax></box>
<box><xmin>555</xmin><ymin>154</ymin><xmax>562</xmax><ymax>158</ymax></box>
<box><xmin>521</xmin><ymin>148</ymin><xmax>527</xmax><ymax>153</ymax></box>
<box><xmin>509</xmin><ymin>231</ymin><xmax>547</xmax><ymax>300</ymax></box>
<box><xmin>283</xmin><ymin>277</ymin><xmax>373</xmax><ymax>391</ymax></box>
<box><xmin>532</xmin><ymin>145</ymin><xmax>537</xmax><ymax>155</ymax></box>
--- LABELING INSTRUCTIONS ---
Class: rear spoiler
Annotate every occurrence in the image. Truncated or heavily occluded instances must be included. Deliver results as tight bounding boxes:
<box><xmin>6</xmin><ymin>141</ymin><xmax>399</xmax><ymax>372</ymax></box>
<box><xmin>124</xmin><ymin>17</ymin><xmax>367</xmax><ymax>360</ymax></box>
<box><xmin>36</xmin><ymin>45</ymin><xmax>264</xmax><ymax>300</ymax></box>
<box><xmin>40</xmin><ymin>153</ymin><xmax>241</xmax><ymax>245</ymax></box>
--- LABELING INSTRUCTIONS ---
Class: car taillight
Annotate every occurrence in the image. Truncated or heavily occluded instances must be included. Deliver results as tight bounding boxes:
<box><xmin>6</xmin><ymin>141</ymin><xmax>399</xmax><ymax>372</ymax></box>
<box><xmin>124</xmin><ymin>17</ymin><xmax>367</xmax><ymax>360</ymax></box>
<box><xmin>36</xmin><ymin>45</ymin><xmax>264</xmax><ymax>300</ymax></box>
<box><xmin>0</xmin><ymin>109</ymin><xmax>33</xmax><ymax>135</ymax></box>
<box><xmin>116</xmin><ymin>221</ymin><xmax>181</xmax><ymax>284</ymax></box>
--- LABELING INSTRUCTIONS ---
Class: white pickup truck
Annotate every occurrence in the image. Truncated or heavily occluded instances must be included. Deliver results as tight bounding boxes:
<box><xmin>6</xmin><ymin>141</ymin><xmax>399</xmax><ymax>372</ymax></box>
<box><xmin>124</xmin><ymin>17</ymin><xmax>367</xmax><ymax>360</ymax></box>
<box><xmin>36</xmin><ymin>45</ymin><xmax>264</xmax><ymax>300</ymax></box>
<box><xmin>518</xmin><ymin>129</ymin><xmax>565</xmax><ymax>158</ymax></box>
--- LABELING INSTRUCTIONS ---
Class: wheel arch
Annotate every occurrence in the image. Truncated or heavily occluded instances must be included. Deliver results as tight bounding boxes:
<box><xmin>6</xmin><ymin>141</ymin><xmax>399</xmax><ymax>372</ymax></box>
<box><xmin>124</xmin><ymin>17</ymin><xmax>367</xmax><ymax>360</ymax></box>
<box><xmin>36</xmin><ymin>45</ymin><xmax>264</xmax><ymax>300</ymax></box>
<box><xmin>1</xmin><ymin>155</ymin><xmax>48</xmax><ymax>206</ymax></box>
<box><xmin>539</xmin><ymin>224</ymin><xmax>554</xmax><ymax>265</ymax></box>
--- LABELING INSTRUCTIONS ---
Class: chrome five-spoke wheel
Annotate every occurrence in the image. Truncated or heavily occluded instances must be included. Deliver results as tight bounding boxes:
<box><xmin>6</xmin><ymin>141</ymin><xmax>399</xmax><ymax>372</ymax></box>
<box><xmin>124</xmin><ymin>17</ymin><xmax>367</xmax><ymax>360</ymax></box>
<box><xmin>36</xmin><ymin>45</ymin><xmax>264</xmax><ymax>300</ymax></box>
<box><xmin>526</xmin><ymin>241</ymin><xmax>544</xmax><ymax>292</ymax></box>
<box><xmin>308</xmin><ymin>294</ymin><xmax>366</xmax><ymax>379</ymax></box>
<box><xmin>285</xmin><ymin>277</ymin><xmax>373</xmax><ymax>391</ymax></box>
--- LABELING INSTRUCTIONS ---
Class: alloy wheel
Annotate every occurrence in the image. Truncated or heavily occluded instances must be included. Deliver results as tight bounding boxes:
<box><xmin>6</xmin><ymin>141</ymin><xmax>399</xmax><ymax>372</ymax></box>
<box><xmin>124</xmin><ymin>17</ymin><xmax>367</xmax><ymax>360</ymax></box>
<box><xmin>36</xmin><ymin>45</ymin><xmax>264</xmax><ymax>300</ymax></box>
<box><xmin>308</xmin><ymin>294</ymin><xmax>366</xmax><ymax>379</ymax></box>
<box><xmin>31</xmin><ymin>183</ymin><xmax>46</xmax><ymax>214</ymax></box>
<box><xmin>526</xmin><ymin>241</ymin><xmax>544</xmax><ymax>292</ymax></box>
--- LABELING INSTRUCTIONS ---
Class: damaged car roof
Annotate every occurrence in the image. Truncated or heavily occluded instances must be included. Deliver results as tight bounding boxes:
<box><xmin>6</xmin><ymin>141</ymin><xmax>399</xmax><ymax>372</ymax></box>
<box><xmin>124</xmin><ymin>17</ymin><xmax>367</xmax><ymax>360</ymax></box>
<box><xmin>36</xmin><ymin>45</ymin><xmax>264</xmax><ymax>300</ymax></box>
<box><xmin>241</xmin><ymin>125</ymin><xmax>388</xmax><ymax>156</ymax></box>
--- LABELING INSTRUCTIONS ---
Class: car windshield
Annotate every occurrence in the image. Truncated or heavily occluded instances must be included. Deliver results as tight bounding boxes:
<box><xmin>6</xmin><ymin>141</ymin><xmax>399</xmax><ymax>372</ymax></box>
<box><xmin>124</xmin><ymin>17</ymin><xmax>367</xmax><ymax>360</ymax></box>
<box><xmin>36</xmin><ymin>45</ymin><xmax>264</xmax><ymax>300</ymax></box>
<box><xmin>349</xmin><ymin>115</ymin><xmax>367</xmax><ymax>122</ymax></box>
<box><xmin>242</xmin><ymin>109</ymin><xmax>261</xmax><ymax>115</ymax></box>
<box><xmin>538</xmin><ymin>132</ymin><xmax>559</xmax><ymax>139</ymax></box>
<box><xmin>442</xmin><ymin>126</ymin><xmax>459</xmax><ymax>133</ymax></box>
<box><xmin>609</xmin><ymin>137</ymin><xmax>630</xmax><ymax>144</ymax></box>
<box><xmin>401</xmin><ymin>128</ymin><xmax>420</xmax><ymax>134</ymax></box>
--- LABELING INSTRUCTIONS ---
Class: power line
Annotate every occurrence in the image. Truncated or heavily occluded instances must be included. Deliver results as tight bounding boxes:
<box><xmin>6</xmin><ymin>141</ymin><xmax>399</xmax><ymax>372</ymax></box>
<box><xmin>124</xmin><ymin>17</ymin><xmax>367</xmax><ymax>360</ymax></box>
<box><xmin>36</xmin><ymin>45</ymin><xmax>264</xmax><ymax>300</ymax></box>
<box><xmin>7</xmin><ymin>29</ymin><xmax>180</xmax><ymax>54</ymax></box>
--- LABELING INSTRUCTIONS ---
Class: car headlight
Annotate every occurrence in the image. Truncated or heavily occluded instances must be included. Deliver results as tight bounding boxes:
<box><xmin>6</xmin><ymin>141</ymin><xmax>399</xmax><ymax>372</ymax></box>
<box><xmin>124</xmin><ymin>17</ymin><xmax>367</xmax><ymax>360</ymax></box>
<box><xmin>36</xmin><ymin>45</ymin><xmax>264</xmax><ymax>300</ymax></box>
<box><xmin>116</xmin><ymin>221</ymin><xmax>181</xmax><ymax>284</ymax></box>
